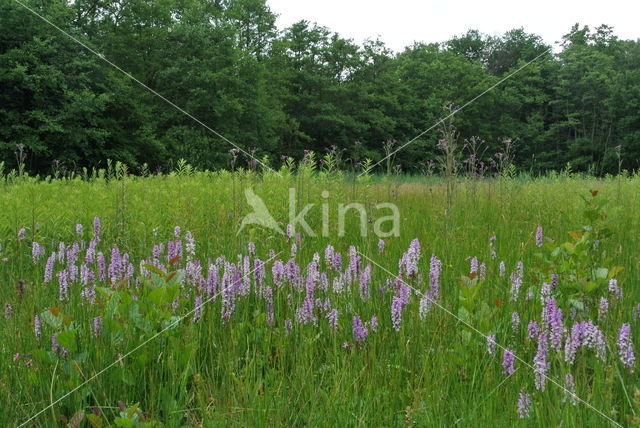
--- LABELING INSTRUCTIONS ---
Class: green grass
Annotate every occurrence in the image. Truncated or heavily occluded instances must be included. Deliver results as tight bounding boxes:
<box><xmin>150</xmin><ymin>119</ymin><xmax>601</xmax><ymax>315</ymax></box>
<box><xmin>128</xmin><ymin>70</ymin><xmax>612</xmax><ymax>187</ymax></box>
<box><xmin>1</xmin><ymin>169</ymin><xmax>639</xmax><ymax>427</ymax></box>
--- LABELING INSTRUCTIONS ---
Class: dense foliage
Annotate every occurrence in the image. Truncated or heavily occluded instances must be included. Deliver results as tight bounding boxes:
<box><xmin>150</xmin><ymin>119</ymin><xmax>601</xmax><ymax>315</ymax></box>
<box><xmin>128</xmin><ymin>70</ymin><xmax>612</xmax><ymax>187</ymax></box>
<box><xmin>1</xmin><ymin>0</ymin><xmax>639</xmax><ymax>174</ymax></box>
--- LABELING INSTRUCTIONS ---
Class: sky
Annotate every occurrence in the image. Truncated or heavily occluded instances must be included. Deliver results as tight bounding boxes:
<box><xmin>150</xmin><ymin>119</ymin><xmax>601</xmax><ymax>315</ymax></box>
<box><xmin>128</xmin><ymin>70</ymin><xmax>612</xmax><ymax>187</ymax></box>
<box><xmin>267</xmin><ymin>0</ymin><xmax>640</xmax><ymax>52</ymax></box>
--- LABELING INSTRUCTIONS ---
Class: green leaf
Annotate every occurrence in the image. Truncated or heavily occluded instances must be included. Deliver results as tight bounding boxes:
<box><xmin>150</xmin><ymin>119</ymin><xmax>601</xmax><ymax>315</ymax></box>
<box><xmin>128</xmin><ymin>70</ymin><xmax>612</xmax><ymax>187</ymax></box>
<box><xmin>149</xmin><ymin>287</ymin><xmax>168</xmax><ymax>306</ymax></box>
<box><xmin>162</xmin><ymin>315</ymin><xmax>182</xmax><ymax>331</ymax></box>
<box><xmin>595</xmin><ymin>267</ymin><xmax>608</xmax><ymax>280</ymax></box>
<box><xmin>32</xmin><ymin>349</ymin><xmax>54</xmax><ymax>364</ymax></box>
<box><xmin>562</xmin><ymin>242</ymin><xmax>575</xmax><ymax>255</ymax></box>
<box><xmin>114</xmin><ymin>417</ymin><xmax>134</xmax><ymax>428</ymax></box>
<box><xmin>142</xmin><ymin>263</ymin><xmax>165</xmax><ymax>277</ymax></box>
<box><xmin>40</xmin><ymin>309</ymin><xmax>62</xmax><ymax>329</ymax></box>
<box><xmin>166</xmin><ymin>271</ymin><xmax>185</xmax><ymax>286</ymax></box>
<box><xmin>128</xmin><ymin>302</ymin><xmax>152</xmax><ymax>332</ymax></box>
<box><xmin>457</xmin><ymin>306</ymin><xmax>472</xmax><ymax>325</ymax></box>
<box><xmin>56</xmin><ymin>329</ymin><xmax>78</xmax><ymax>353</ymax></box>
<box><xmin>568</xmin><ymin>298</ymin><xmax>585</xmax><ymax>311</ymax></box>
<box><xmin>126</xmin><ymin>403</ymin><xmax>140</xmax><ymax>418</ymax></box>
<box><xmin>583</xmin><ymin>281</ymin><xmax>600</xmax><ymax>293</ymax></box>
<box><xmin>87</xmin><ymin>414</ymin><xmax>103</xmax><ymax>428</ymax></box>
<box><xmin>96</xmin><ymin>287</ymin><xmax>114</xmax><ymax>298</ymax></box>
<box><xmin>105</xmin><ymin>293</ymin><xmax>121</xmax><ymax>318</ymax></box>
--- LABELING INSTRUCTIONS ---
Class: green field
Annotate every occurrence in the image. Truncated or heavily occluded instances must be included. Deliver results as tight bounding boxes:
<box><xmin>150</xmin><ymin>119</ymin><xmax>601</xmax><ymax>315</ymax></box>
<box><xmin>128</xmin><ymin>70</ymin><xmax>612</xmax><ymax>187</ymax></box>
<box><xmin>1</xmin><ymin>167</ymin><xmax>640</xmax><ymax>427</ymax></box>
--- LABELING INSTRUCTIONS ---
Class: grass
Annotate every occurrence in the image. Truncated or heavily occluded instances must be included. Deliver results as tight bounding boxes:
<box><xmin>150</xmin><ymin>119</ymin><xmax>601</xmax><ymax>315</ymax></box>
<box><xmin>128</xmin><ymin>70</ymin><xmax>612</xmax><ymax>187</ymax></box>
<box><xmin>1</xmin><ymin>168</ymin><xmax>639</xmax><ymax>427</ymax></box>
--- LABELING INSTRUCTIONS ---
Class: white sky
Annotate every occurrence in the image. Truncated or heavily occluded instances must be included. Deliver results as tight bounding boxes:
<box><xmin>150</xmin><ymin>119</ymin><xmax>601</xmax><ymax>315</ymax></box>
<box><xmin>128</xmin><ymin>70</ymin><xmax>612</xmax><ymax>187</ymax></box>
<box><xmin>267</xmin><ymin>0</ymin><xmax>640</xmax><ymax>52</ymax></box>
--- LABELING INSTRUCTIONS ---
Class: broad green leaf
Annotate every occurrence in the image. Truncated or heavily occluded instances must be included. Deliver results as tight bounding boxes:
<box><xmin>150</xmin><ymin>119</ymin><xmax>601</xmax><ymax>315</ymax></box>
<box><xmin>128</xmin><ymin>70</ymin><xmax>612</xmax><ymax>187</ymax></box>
<box><xmin>457</xmin><ymin>306</ymin><xmax>471</xmax><ymax>325</ymax></box>
<box><xmin>56</xmin><ymin>329</ymin><xmax>78</xmax><ymax>353</ymax></box>
<box><xmin>87</xmin><ymin>414</ymin><xmax>103</xmax><ymax>428</ymax></box>
<box><xmin>568</xmin><ymin>230</ymin><xmax>583</xmax><ymax>241</ymax></box>
<box><xmin>114</xmin><ymin>417</ymin><xmax>134</xmax><ymax>428</ymax></box>
<box><xmin>583</xmin><ymin>281</ymin><xmax>600</xmax><ymax>293</ymax></box>
<box><xmin>149</xmin><ymin>287</ymin><xmax>167</xmax><ymax>306</ymax></box>
<box><xmin>32</xmin><ymin>349</ymin><xmax>54</xmax><ymax>364</ymax></box>
<box><xmin>166</xmin><ymin>271</ymin><xmax>185</xmax><ymax>286</ymax></box>
<box><xmin>142</xmin><ymin>263</ymin><xmax>165</xmax><ymax>277</ymax></box>
<box><xmin>40</xmin><ymin>309</ymin><xmax>62</xmax><ymax>329</ymax></box>
<box><xmin>595</xmin><ymin>267</ymin><xmax>608</xmax><ymax>280</ymax></box>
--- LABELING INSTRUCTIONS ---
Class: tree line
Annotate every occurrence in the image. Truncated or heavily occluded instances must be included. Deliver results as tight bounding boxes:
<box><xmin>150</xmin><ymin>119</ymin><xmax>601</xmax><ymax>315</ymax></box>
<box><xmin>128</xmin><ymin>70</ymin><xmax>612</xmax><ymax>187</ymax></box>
<box><xmin>1</xmin><ymin>0</ymin><xmax>639</xmax><ymax>175</ymax></box>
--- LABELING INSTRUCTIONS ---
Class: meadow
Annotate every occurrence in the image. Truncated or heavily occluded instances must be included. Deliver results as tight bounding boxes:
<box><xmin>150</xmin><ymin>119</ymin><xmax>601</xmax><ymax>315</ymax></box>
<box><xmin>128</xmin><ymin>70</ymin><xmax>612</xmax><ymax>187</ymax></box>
<box><xmin>1</xmin><ymin>162</ymin><xmax>640</xmax><ymax>427</ymax></box>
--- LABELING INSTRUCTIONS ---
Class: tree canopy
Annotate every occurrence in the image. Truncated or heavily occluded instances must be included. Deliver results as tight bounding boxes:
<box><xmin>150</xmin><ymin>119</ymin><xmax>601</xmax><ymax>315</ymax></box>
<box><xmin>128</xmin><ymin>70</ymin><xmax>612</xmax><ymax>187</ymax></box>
<box><xmin>1</xmin><ymin>0</ymin><xmax>639</xmax><ymax>174</ymax></box>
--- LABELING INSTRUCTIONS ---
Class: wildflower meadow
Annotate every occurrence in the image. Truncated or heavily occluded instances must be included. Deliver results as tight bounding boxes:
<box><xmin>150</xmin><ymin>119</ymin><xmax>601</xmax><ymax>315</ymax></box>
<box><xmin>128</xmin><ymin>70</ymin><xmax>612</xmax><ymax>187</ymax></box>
<box><xmin>1</xmin><ymin>162</ymin><xmax>640</xmax><ymax>427</ymax></box>
<box><xmin>3</xmin><ymin>0</ymin><xmax>640</xmax><ymax>425</ymax></box>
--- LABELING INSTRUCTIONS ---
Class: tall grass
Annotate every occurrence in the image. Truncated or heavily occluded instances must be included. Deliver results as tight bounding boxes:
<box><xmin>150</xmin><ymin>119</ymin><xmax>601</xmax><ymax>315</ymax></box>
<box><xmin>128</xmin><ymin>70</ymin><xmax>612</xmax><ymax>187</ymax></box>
<box><xmin>1</xmin><ymin>168</ymin><xmax>639</xmax><ymax>426</ymax></box>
